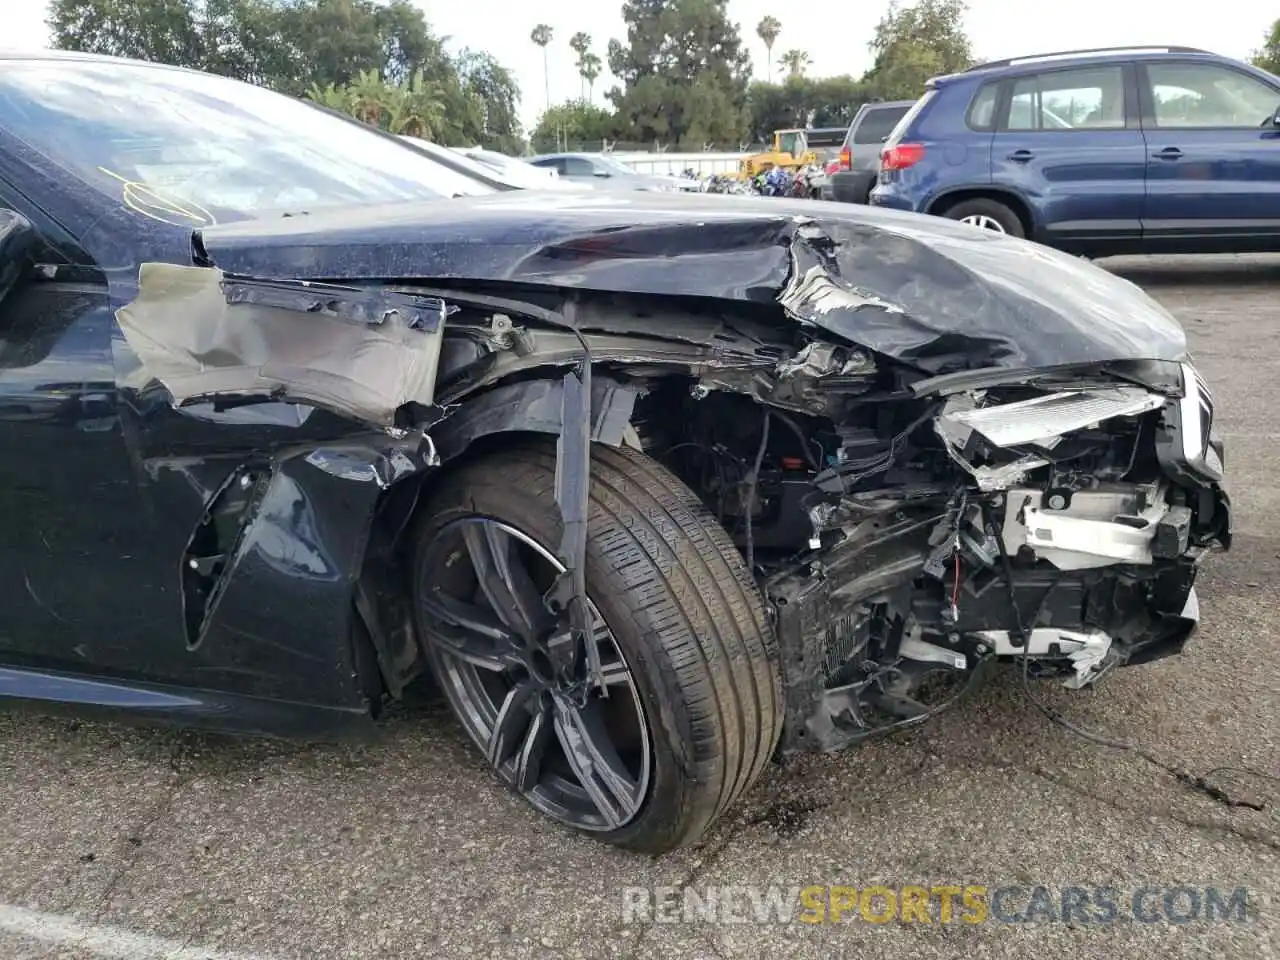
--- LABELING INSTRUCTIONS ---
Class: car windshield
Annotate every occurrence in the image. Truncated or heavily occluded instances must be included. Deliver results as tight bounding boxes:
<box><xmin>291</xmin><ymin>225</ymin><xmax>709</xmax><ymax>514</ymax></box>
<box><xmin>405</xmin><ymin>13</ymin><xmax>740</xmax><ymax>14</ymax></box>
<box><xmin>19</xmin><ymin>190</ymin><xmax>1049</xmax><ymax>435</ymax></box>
<box><xmin>0</xmin><ymin>59</ymin><xmax>494</xmax><ymax>225</ymax></box>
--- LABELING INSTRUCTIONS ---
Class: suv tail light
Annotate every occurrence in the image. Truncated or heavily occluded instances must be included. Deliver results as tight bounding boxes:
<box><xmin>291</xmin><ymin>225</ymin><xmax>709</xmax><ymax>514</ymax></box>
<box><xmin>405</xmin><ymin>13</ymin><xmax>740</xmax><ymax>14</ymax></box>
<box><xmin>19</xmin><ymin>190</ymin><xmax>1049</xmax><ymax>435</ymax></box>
<box><xmin>881</xmin><ymin>143</ymin><xmax>924</xmax><ymax>171</ymax></box>
<box><xmin>838</xmin><ymin>146</ymin><xmax>851</xmax><ymax>170</ymax></box>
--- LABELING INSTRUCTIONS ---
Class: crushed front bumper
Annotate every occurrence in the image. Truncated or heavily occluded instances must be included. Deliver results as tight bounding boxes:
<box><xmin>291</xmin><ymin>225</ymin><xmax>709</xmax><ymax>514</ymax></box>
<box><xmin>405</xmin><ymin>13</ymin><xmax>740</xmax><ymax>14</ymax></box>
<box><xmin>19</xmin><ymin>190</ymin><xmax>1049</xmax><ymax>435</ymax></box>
<box><xmin>765</xmin><ymin>367</ymin><xmax>1230</xmax><ymax>755</ymax></box>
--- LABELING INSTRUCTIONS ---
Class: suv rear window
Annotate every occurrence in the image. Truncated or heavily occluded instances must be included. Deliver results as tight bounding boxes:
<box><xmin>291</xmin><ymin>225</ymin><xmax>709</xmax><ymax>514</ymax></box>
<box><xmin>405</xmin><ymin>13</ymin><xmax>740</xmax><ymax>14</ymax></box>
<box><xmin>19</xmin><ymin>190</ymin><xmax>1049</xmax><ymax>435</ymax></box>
<box><xmin>852</xmin><ymin>106</ymin><xmax>910</xmax><ymax>144</ymax></box>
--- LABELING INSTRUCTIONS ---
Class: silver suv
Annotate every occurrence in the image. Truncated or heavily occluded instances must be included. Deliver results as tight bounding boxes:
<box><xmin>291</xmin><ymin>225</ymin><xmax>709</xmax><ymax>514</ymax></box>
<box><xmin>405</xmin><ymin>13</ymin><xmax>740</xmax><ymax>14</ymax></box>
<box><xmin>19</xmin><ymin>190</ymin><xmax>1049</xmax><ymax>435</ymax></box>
<box><xmin>822</xmin><ymin>100</ymin><xmax>913</xmax><ymax>204</ymax></box>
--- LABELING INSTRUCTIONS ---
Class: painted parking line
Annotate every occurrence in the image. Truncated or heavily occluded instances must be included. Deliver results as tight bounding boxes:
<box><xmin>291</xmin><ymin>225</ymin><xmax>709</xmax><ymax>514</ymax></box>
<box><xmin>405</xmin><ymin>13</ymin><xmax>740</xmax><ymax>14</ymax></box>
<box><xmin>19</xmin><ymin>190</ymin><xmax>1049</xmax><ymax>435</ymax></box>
<box><xmin>0</xmin><ymin>904</ymin><xmax>273</xmax><ymax>960</ymax></box>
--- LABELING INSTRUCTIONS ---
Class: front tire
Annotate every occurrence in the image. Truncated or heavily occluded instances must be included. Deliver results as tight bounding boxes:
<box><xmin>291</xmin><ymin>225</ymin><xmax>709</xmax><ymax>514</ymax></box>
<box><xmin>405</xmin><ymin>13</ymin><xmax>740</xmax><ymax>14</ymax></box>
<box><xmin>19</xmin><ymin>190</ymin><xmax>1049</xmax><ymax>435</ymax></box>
<box><xmin>411</xmin><ymin>439</ymin><xmax>782</xmax><ymax>853</ymax></box>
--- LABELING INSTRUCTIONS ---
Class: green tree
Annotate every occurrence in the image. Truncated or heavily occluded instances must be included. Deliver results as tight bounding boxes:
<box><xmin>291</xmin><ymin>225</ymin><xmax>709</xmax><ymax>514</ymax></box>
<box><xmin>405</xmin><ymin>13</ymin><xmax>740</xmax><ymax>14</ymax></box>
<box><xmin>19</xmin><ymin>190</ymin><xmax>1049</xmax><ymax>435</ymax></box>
<box><xmin>746</xmin><ymin>78</ymin><xmax>807</xmax><ymax>140</ymax></box>
<box><xmin>579</xmin><ymin>52</ymin><xmax>602</xmax><ymax>103</ymax></box>
<box><xmin>745</xmin><ymin>75</ymin><xmax>877</xmax><ymax>142</ymax></box>
<box><xmin>778</xmin><ymin>48</ymin><xmax>810</xmax><ymax>78</ymax></box>
<box><xmin>48</xmin><ymin>0</ymin><xmax>524</xmax><ymax>150</ymax></box>
<box><xmin>531</xmin><ymin>101</ymin><xmax>617</xmax><ymax>151</ymax></box>
<box><xmin>755</xmin><ymin>15</ymin><xmax>781</xmax><ymax>79</ymax></box>
<box><xmin>569</xmin><ymin>30</ymin><xmax>591</xmax><ymax>99</ymax></box>
<box><xmin>348</xmin><ymin>67</ymin><xmax>392</xmax><ymax>125</ymax></box>
<box><xmin>807</xmin><ymin>75</ymin><xmax>876</xmax><ymax>126</ymax></box>
<box><xmin>306</xmin><ymin>80</ymin><xmax>353</xmax><ymax>112</ymax></box>
<box><xmin>49</xmin><ymin>0</ymin><xmax>203</xmax><ymax>64</ymax></box>
<box><xmin>607</xmin><ymin>0</ymin><xmax>752</xmax><ymax>147</ymax></box>
<box><xmin>453</xmin><ymin>49</ymin><xmax>524</xmax><ymax>153</ymax></box>
<box><xmin>1251</xmin><ymin>18</ymin><xmax>1280</xmax><ymax>75</ymax></box>
<box><xmin>50</xmin><ymin>0</ymin><xmax>476</xmax><ymax>97</ymax></box>
<box><xmin>531</xmin><ymin>23</ymin><xmax>553</xmax><ymax>109</ymax></box>
<box><xmin>863</xmin><ymin>0</ymin><xmax>972</xmax><ymax>100</ymax></box>
<box><xmin>385</xmin><ymin>69</ymin><xmax>446</xmax><ymax>138</ymax></box>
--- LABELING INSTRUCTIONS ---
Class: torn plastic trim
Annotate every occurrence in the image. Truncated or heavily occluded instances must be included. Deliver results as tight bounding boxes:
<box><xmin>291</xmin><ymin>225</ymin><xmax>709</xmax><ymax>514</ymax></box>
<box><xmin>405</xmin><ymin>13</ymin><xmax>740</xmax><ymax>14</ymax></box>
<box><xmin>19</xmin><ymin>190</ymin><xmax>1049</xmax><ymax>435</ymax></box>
<box><xmin>115</xmin><ymin>263</ymin><xmax>447</xmax><ymax>432</ymax></box>
<box><xmin>431</xmin><ymin>375</ymin><xmax>639</xmax><ymax>462</ymax></box>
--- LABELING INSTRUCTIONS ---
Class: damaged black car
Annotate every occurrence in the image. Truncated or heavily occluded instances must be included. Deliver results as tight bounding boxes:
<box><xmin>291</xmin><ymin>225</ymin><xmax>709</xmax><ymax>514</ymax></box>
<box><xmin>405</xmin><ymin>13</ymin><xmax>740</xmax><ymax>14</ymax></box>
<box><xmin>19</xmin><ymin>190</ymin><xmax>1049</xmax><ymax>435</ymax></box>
<box><xmin>0</xmin><ymin>53</ymin><xmax>1230</xmax><ymax>853</ymax></box>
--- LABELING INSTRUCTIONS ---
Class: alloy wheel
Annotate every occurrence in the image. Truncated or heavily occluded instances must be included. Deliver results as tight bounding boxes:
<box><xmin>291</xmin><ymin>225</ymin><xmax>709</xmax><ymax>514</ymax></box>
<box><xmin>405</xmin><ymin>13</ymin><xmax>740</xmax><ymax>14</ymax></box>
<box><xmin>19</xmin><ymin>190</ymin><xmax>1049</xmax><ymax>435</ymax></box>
<box><xmin>959</xmin><ymin>213</ymin><xmax>1007</xmax><ymax>233</ymax></box>
<box><xmin>416</xmin><ymin>517</ymin><xmax>652</xmax><ymax>832</ymax></box>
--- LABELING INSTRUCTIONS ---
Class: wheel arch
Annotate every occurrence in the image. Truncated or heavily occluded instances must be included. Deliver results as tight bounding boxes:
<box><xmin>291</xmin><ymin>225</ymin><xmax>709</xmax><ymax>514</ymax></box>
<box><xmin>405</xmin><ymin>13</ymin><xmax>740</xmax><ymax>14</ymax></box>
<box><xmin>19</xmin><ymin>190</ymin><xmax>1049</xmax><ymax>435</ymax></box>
<box><xmin>354</xmin><ymin>374</ymin><xmax>643</xmax><ymax>705</ymax></box>
<box><xmin>926</xmin><ymin>186</ymin><xmax>1038</xmax><ymax>236</ymax></box>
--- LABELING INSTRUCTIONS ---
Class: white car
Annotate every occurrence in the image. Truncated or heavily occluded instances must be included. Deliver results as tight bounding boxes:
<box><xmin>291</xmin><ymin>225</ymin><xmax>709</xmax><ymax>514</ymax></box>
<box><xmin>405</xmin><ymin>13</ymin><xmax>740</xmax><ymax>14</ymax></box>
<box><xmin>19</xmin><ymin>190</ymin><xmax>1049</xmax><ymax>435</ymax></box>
<box><xmin>452</xmin><ymin>146</ymin><xmax>559</xmax><ymax>182</ymax></box>
<box><xmin>397</xmin><ymin>137</ymin><xmax>584</xmax><ymax>193</ymax></box>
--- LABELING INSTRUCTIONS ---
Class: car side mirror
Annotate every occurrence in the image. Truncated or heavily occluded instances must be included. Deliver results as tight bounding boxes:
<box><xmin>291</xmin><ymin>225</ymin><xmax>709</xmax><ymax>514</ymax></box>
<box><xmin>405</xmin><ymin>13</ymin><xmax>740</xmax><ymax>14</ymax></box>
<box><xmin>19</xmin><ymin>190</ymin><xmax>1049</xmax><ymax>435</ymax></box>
<box><xmin>0</xmin><ymin>208</ymin><xmax>36</xmax><ymax>306</ymax></box>
<box><xmin>1272</xmin><ymin>105</ymin><xmax>1280</xmax><ymax>127</ymax></box>
<box><xmin>593</xmin><ymin>169</ymin><xmax>611</xmax><ymax>177</ymax></box>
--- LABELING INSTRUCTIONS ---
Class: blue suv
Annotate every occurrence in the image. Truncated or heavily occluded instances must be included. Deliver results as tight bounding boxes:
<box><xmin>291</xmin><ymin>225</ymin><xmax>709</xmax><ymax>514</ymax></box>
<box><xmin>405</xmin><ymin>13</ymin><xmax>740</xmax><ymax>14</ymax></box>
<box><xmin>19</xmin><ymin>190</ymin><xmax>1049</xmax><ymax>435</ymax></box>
<box><xmin>869</xmin><ymin>46</ymin><xmax>1280</xmax><ymax>256</ymax></box>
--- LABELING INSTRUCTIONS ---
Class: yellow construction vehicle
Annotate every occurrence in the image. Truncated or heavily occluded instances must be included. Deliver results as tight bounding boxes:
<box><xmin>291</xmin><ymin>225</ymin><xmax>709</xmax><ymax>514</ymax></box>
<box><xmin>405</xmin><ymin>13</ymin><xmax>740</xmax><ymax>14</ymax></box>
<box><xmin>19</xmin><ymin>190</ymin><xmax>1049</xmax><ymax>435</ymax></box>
<box><xmin>737</xmin><ymin>129</ymin><xmax>818</xmax><ymax>179</ymax></box>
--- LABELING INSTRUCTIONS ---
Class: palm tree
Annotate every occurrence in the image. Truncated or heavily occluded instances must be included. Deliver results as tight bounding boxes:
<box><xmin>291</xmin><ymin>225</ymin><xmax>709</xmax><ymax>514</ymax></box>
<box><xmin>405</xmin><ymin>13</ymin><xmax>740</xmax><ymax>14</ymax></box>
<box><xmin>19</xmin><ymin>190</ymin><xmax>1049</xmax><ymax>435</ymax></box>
<box><xmin>349</xmin><ymin>69</ymin><xmax>392</xmax><ymax>127</ymax></box>
<box><xmin>580</xmin><ymin>52</ymin><xmax>602</xmax><ymax>103</ymax></box>
<box><xmin>756</xmin><ymin>16</ymin><xmax>781</xmax><ymax>80</ymax></box>
<box><xmin>387</xmin><ymin>70</ymin><xmax>446</xmax><ymax>139</ymax></box>
<box><xmin>305</xmin><ymin>82</ymin><xmax>351</xmax><ymax>113</ymax></box>
<box><xmin>531</xmin><ymin>24</ymin><xmax>553</xmax><ymax>110</ymax></box>
<box><xmin>779</xmin><ymin>48</ymin><xmax>811</xmax><ymax>79</ymax></box>
<box><xmin>569</xmin><ymin>31</ymin><xmax>591</xmax><ymax>99</ymax></box>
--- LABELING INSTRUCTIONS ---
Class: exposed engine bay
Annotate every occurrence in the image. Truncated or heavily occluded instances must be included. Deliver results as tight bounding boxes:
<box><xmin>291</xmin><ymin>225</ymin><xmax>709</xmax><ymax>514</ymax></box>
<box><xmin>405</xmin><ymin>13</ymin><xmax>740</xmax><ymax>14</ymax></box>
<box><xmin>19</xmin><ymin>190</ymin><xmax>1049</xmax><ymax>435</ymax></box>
<box><xmin>421</xmin><ymin>290</ymin><xmax>1231</xmax><ymax>755</ymax></box>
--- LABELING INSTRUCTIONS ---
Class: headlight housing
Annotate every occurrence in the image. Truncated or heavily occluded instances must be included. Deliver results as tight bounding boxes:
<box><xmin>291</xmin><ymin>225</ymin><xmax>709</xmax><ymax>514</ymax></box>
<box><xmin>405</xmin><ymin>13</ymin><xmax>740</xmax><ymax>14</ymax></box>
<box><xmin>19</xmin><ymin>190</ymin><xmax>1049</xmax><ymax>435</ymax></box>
<box><xmin>1156</xmin><ymin>362</ymin><xmax>1224</xmax><ymax>484</ymax></box>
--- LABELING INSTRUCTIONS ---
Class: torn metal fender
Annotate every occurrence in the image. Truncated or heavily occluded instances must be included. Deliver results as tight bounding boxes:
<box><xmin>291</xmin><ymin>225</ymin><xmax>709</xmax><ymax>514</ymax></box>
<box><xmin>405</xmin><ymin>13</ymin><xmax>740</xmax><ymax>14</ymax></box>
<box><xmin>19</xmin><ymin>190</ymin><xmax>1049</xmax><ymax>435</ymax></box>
<box><xmin>115</xmin><ymin>263</ymin><xmax>447</xmax><ymax>430</ymax></box>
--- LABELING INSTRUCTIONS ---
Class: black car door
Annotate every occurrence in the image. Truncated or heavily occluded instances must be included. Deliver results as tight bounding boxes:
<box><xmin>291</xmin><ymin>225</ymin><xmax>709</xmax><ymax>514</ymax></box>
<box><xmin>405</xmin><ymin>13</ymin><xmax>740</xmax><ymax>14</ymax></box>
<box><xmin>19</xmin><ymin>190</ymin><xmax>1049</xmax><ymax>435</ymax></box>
<box><xmin>0</xmin><ymin>182</ymin><xmax>189</xmax><ymax>683</ymax></box>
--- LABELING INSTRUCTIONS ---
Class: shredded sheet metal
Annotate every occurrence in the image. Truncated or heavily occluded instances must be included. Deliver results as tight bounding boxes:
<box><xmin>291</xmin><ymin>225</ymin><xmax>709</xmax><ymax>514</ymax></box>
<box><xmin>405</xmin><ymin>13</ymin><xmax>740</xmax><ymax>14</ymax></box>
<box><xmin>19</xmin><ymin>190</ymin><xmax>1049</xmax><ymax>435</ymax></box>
<box><xmin>116</xmin><ymin>263</ymin><xmax>445</xmax><ymax>429</ymax></box>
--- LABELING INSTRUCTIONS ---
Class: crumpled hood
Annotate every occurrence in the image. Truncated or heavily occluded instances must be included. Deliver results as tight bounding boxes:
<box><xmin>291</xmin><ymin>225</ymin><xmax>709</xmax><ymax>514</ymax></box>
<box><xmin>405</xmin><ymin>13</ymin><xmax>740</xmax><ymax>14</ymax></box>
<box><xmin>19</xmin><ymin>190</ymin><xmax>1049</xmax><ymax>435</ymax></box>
<box><xmin>194</xmin><ymin>191</ymin><xmax>1188</xmax><ymax>374</ymax></box>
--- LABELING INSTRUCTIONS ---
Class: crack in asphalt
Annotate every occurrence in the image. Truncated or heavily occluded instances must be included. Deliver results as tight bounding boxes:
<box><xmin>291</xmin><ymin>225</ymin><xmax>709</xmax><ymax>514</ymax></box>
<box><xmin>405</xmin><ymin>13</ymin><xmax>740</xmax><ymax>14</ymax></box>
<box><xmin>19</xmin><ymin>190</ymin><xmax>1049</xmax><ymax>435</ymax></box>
<box><xmin>92</xmin><ymin>738</ymin><xmax>190</xmax><ymax>922</ymax></box>
<box><xmin>29</xmin><ymin>735</ymin><xmax>191</xmax><ymax>960</ymax></box>
<box><xmin>620</xmin><ymin>748</ymin><xmax>939</xmax><ymax>958</ymax></box>
<box><xmin>1020</xmin><ymin>761</ymin><xmax>1280</xmax><ymax>852</ymax></box>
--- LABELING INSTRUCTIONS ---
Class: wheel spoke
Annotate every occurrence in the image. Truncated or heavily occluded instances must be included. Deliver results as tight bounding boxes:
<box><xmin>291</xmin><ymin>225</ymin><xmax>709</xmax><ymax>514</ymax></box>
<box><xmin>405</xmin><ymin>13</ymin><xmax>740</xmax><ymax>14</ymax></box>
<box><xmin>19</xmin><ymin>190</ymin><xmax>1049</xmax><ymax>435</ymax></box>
<box><xmin>596</xmin><ymin>659</ymin><xmax>632</xmax><ymax>688</ymax></box>
<box><xmin>553</xmin><ymin>697</ymin><xmax>643</xmax><ymax>829</ymax></box>
<box><xmin>462</xmin><ymin>522</ymin><xmax>548</xmax><ymax>640</ymax></box>
<box><xmin>488</xmin><ymin>681</ymin><xmax>538</xmax><ymax>768</ymax></box>
<box><xmin>420</xmin><ymin>590</ymin><xmax>521</xmax><ymax>671</ymax></box>
<box><xmin>592</xmin><ymin>622</ymin><xmax>631</xmax><ymax>689</ymax></box>
<box><xmin>514</xmin><ymin>699</ymin><xmax>553</xmax><ymax>793</ymax></box>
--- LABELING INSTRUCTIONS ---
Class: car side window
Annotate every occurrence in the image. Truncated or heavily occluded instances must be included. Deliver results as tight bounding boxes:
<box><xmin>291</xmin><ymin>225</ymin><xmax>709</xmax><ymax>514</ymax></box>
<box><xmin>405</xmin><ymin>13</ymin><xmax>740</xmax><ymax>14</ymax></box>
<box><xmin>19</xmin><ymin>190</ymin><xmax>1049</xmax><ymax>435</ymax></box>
<box><xmin>1006</xmin><ymin>65</ymin><xmax>1126</xmax><ymax>131</ymax></box>
<box><xmin>0</xmin><ymin>183</ymin><xmax>79</xmax><ymax>266</ymax></box>
<box><xmin>1147</xmin><ymin>62</ymin><xmax>1280</xmax><ymax>128</ymax></box>
<box><xmin>563</xmin><ymin>157</ymin><xmax>597</xmax><ymax>177</ymax></box>
<box><xmin>967</xmin><ymin>83</ymin><xmax>999</xmax><ymax>130</ymax></box>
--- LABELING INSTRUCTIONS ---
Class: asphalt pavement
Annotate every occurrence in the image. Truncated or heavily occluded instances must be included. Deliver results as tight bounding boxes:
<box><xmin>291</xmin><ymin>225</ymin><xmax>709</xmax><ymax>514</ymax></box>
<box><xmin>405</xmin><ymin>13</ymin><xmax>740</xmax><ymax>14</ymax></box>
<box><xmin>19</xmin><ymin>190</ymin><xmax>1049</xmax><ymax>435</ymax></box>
<box><xmin>1</xmin><ymin>254</ymin><xmax>1277</xmax><ymax>960</ymax></box>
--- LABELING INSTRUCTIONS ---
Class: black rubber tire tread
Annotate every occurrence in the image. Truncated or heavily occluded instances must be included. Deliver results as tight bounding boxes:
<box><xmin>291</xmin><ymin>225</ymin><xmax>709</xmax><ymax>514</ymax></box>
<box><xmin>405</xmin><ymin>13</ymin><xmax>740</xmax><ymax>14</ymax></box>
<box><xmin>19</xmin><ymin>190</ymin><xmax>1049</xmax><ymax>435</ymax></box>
<box><xmin>942</xmin><ymin>197</ymin><xmax>1026</xmax><ymax>238</ymax></box>
<box><xmin>412</xmin><ymin>438</ymin><xmax>782</xmax><ymax>853</ymax></box>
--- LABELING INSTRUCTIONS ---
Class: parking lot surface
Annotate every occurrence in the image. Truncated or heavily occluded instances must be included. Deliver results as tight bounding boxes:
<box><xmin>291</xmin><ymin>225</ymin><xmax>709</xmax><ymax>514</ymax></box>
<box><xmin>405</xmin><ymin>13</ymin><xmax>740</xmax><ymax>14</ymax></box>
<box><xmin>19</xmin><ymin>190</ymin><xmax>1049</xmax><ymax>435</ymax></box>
<box><xmin>1</xmin><ymin>255</ymin><xmax>1277</xmax><ymax>960</ymax></box>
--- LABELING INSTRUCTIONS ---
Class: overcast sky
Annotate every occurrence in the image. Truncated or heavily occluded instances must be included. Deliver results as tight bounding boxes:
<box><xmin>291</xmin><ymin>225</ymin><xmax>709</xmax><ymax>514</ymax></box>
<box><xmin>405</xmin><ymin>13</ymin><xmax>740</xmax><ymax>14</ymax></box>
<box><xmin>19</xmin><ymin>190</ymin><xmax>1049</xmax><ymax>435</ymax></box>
<box><xmin>5</xmin><ymin>0</ymin><xmax>1276</xmax><ymax>129</ymax></box>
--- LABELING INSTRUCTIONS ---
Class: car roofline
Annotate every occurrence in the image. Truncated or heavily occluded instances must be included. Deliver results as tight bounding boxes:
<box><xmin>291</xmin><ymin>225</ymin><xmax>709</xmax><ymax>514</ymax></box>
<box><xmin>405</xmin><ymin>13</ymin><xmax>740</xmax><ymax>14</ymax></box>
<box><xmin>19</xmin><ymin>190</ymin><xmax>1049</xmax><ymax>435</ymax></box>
<box><xmin>0</xmin><ymin>47</ymin><xmax>213</xmax><ymax>77</ymax></box>
<box><xmin>934</xmin><ymin>45</ymin><xmax>1225</xmax><ymax>86</ymax></box>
